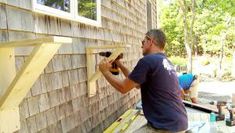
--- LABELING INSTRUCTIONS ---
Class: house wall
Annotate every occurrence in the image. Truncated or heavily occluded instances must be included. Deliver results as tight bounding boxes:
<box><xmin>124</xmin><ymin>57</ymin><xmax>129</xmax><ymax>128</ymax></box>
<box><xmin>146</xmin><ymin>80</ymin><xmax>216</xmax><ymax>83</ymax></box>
<box><xmin>0</xmin><ymin>0</ymin><xmax>157</xmax><ymax>132</ymax></box>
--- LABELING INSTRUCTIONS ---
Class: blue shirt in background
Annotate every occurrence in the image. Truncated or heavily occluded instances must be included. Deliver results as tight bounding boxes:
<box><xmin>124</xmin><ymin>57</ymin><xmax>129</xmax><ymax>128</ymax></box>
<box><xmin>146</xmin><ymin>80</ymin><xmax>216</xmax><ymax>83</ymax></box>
<box><xmin>178</xmin><ymin>73</ymin><xmax>194</xmax><ymax>90</ymax></box>
<box><xmin>129</xmin><ymin>53</ymin><xmax>188</xmax><ymax>132</ymax></box>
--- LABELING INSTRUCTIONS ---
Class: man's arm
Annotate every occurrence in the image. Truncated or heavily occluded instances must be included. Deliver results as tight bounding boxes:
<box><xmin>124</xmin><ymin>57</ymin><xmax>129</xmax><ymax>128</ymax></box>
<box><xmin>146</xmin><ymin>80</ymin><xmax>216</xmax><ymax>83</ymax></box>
<box><xmin>99</xmin><ymin>59</ymin><xmax>139</xmax><ymax>94</ymax></box>
<box><xmin>115</xmin><ymin>60</ymin><xmax>129</xmax><ymax>78</ymax></box>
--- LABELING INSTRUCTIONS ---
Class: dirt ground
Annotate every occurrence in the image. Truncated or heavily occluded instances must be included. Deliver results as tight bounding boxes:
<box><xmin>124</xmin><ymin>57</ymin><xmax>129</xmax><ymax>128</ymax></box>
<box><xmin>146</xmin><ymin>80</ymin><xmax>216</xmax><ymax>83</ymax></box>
<box><xmin>182</xmin><ymin>56</ymin><xmax>235</xmax><ymax>105</ymax></box>
<box><xmin>198</xmin><ymin>81</ymin><xmax>235</xmax><ymax>104</ymax></box>
<box><xmin>192</xmin><ymin>56</ymin><xmax>235</xmax><ymax>104</ymax></box>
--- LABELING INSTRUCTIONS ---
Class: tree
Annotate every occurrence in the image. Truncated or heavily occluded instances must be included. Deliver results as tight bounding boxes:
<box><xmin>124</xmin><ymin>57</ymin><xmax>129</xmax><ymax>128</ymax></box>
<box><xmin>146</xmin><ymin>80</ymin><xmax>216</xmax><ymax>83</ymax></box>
<box><xmin>78</xmin><ymin>0</ymin><xmax>96</xmax><ymax>20</ymax></box>
<box><xmin>161</xmin><ymin>2</ymin><xmax>185</xmax><ymax>57</ymax></box>
<box><xmin>178</xmin><ymin>0</ymin><xmax>196</xmax><ymax>73</ymax></box>
<box><xmin>160</xmin><ymin>0</ymin><xmax>235</xmax><ymax>75</ymax></box>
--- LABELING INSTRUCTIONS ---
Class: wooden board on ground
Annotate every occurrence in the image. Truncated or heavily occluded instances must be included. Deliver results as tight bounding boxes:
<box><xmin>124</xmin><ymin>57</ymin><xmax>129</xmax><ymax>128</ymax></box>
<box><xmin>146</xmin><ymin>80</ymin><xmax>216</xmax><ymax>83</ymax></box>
<box><xmin>105</xmin><ymin>108</ymin><xmax>235</xmax><ymax>133</ymax></box>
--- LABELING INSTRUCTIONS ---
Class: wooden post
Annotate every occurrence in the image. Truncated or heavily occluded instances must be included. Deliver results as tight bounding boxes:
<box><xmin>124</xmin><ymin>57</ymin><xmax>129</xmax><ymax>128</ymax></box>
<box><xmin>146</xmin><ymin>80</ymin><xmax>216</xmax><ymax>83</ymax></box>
<box><xmin>0</xmin><ymin>48</ymin><xmax>18</xmax><ymax>133</ymax></box>
<box><xmin>0</xmin><ymin>108</ymin><xmax>20</xmax><ymax>133</ymax></box>
<box><xmin>0</xmin><ymin>48</ymin><xmax>16</xmax><ymax>98</ymax></box>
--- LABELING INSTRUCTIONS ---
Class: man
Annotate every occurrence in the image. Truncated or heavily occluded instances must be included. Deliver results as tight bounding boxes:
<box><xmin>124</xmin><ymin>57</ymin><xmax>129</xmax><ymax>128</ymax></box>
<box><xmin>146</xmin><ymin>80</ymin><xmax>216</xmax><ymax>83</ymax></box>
<box><xmin>178</xmin><ymin>73</ymin><xmax>199</xmax><ymax>103</ymax></box>
<box><xmin>99</xmin><ymin>29</ymin><xmax>188</xmax><ymax>132</ymax></box>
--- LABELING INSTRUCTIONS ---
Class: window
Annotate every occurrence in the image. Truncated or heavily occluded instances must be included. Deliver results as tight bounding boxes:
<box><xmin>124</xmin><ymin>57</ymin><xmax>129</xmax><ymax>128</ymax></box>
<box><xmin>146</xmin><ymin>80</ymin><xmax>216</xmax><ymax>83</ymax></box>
<box><xmin>33</xmin><ymin>0</ymin><xmax>101</xmax><ymax>26</ymax></box>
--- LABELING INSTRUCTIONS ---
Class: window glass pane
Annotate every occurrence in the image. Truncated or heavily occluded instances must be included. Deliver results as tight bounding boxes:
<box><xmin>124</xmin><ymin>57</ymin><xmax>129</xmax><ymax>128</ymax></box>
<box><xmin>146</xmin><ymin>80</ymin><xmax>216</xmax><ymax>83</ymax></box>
<box><xmin>37</xmin><ymin>0</ymin><xmax>70</xmax><ymax>12</ymax></box>
<box><xmin>78</xmin><ymin>0</ymin><xmax>97</xmax><ymax>20</ymax></box>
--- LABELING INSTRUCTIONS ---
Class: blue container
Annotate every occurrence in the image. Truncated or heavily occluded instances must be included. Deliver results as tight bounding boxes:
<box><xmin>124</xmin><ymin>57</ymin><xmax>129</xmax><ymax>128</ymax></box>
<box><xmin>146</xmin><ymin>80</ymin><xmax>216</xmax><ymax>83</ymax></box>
<box><xmin>210</xmin><ymin>112</ymin><xmax>216</xmax><ymax>122</ymax></box>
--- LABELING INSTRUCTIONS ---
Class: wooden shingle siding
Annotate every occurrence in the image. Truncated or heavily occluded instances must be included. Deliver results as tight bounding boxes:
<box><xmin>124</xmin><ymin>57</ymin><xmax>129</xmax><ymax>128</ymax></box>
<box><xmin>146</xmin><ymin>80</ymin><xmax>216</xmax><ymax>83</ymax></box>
<box><xmin>0</xmin><ymin>0</ymin><xmax>157</xmax><ymax>132</ymax></box>
<box><xmin>0</xmin><ymin>30</ymin><xmax>8</xmax><ymax>42</ymax></box>
<box><xmin>38</xmin><ymin>93</ymin><xmax>50</xmax><ymax>112</ymax></box>
<box><xmin>0</xmin><ymin>4</ymin><xmax>7</xmax><ymax>29</ymax></box>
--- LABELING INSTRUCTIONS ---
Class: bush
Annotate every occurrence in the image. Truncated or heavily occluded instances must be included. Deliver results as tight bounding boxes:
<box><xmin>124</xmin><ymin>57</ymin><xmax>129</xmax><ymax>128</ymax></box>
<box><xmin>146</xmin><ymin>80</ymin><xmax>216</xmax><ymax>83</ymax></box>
<box><xmin>169</xmin><ymin>56</ymin><xmax>187</xmax><ymax>66</ymax></box>
<box><xmin>201</xmin><ymin>59</ymin><xmax>210</xmax><ymax>66</ymax></box>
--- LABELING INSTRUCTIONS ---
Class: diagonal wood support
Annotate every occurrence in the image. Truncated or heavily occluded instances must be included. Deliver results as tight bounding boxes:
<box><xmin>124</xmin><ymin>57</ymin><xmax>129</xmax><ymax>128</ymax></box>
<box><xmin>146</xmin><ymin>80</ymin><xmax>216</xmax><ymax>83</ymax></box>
<box><xmin>0</xmin><ymin>37</ymin><xmax>72</xmax><ymax>133</ymax></box>
<box><xmin>86</xmin><ymin>45</ymin><xmax>130</xmax><ymax>97</ymax></box>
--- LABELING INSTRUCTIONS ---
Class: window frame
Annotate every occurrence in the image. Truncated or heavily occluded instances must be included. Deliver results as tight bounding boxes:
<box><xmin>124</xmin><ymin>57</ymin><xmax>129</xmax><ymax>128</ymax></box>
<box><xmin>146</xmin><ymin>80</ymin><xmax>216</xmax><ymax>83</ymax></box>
<box><xmin>32</xmin><ymin>0</ymin><xmax>101</xmax><ymax>27</ymax></box>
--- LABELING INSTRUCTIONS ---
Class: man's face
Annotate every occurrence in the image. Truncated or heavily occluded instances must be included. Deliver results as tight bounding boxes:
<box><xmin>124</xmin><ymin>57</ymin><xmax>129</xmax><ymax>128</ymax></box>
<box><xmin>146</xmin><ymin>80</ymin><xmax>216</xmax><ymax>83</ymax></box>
<box><xmin>141</xmin><ymin>35</ymin><xmax>151</xmax><ymax>56</ymax></box>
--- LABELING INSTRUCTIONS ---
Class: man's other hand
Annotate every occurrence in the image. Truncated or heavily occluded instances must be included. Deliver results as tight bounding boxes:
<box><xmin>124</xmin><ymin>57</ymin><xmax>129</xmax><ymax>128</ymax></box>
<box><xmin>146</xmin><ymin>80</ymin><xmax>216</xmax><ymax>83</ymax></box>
<box><xmin>99</xmin><ymin>58</ymin><xmax>113</xmax><ymax>73</ymax></box>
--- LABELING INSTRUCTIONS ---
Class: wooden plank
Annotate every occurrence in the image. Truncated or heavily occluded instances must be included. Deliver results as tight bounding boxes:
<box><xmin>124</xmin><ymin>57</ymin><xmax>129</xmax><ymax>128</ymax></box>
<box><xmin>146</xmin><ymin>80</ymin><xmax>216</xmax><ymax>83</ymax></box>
<box><xmin>87</xmin><ymin>44</ymin><xmax>131</xmax><ymax>49</ymax></box>
<box><xmin>0</xmin><ymin>36</ymin><xmax>72</xmax><ymax>48</ymax></box>
<box><xmin>104</xmin><ymin>109</ymin><xmax>139</xmax><ymax>133</ymax></box>
<box><xmin>0</xmin><ymin>48</ymin><xmax>16</xmax><ymax>98</ymax></box>
<box><xmin>86</xmin><ymin>48</ymin><xmax>96</xmax><ymax>97</ymax></box>
<box><xmin>125</xmin><ymin>114</ymin><xmax>147</xmax><ymax>133</ymax></box>
<box><xmin>0</xmin><ymin>42</ymin><xmax>62</xmax><ymax>110</ymax></box>
<box><xmin>183</xmin><ymin>100</ymin><xmax>218</xmax><ymax>113</ymax></box>
<box><xmin>0</xmin><ymin>108</ymin><xmax>20</xmax><ymax>132</ymax></box>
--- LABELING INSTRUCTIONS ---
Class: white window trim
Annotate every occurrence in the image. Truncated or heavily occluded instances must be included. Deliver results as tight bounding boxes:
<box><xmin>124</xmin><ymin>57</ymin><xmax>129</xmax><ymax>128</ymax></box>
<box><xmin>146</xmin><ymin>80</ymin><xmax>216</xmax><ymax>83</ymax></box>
<box><xmin>32</xmin><ymin>0</ymin><xmax>101</xmax><ymax>27</ymax></box>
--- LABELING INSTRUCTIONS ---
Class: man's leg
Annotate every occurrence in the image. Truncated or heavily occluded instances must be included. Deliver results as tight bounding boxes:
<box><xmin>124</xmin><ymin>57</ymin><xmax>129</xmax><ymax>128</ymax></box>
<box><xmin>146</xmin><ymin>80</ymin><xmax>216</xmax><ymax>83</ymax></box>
<box><xmin>189</xmin><ymin>79</ymin><xmax>199</xmax><ymax>103</ymax></box>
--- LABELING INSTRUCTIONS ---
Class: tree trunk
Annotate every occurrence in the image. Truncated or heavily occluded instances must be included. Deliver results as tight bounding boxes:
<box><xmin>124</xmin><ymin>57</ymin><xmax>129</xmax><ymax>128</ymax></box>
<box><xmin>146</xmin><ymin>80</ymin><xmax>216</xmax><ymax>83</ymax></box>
<box><xmin>179</xmin><ymin>0</ymin><xmax>195</xmax><ymax>73</ymax></box>
<box><xmin>189</xmin><ymin>0</ymin><xmax>196</xmax><ymax>73</ymax></box>
<box><xmin>232</xmin><ymin>52</ymin><xmax>235</xmax><ymax>78</ymax></box>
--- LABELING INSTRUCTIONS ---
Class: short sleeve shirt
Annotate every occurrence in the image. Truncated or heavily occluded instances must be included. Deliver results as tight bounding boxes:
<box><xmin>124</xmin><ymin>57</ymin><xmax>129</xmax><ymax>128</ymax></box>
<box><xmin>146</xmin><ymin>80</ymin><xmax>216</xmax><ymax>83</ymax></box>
<box><xmin>129</xmin><ymin>53</ymin><xmax>188</xmax><ymax>132</ymax></box>
<box><xmin>178</xmin><ymin>73</ymin><xmax>194</xmax><ymax>90</ymax></box>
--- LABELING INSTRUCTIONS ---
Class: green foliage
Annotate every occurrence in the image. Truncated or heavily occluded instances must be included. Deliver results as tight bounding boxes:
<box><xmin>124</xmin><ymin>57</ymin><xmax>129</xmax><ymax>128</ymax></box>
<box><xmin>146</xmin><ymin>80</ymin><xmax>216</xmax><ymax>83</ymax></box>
<box><xmin>160</xmin><ymin>0</ymin><xmax>235</xmax><ymax>57</ymax></box>
<box><xmin>200</xmin><ymin>59</ymin><xmax>210</xmax><ymax>66</ymax></box>
<box><xmin>78</xmin><ymin>0</ymin><xmax>96</xmax><ymax>20</ymax></box>
<box><xmin>161</xmin><ymin>3</ymin><xmax>185</xmax><ymax>56</ymax></box>
<box><xmin>169</xmin><ymin>56</ymin><xmax>187</xmax><ymax>66</ymax></box>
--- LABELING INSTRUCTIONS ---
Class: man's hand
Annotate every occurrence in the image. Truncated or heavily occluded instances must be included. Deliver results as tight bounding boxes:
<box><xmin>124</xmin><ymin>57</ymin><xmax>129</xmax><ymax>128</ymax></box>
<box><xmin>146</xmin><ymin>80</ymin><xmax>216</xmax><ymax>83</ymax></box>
<box><xmin>99</xmin><ymin>58</ymin><xmax>113</xmax><ymax>74</ymax></box>
<box><xmin>114</xmin><ymin>59</ymin><xmax>122</xmax><ymax>67</ymax></box>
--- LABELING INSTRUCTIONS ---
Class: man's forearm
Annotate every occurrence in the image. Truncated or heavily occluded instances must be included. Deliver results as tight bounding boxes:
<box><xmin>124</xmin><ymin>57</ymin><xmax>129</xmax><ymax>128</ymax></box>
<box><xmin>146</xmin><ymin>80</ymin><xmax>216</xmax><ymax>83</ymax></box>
<box><xmin>117</xmin><ymin>62</ymin><xmax>129</xmax><ymax>77</ymax></box>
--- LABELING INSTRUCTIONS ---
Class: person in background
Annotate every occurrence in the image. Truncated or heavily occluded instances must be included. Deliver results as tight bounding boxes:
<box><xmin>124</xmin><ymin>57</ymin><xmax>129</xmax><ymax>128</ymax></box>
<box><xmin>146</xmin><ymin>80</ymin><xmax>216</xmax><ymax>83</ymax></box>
<box><xmin>99</xmin><ymin>29</ymin><xmax>188</xmax><ymax>132</ymax></box>
<box><xmin>178</xmin><ymin>73</ymin><xmax>199</xmax><ymax>103</ymax></box>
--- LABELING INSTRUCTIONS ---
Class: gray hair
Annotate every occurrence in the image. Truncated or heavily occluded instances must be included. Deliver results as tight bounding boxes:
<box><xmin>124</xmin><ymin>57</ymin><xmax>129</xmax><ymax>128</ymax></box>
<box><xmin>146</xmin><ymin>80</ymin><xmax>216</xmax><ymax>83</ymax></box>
<box><xmin>146</xmin><ymin>29</ymin><xmax>166</xmax><ymax>49</ymax></box>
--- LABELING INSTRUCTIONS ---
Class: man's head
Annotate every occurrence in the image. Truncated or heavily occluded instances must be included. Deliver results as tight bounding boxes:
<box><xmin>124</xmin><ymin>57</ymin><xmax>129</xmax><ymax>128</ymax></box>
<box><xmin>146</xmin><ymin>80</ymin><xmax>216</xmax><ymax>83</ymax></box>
<box><xmin>141</xmin><ymin>29</ymin><xmax>166</xmax><ymax>56</ymax></box>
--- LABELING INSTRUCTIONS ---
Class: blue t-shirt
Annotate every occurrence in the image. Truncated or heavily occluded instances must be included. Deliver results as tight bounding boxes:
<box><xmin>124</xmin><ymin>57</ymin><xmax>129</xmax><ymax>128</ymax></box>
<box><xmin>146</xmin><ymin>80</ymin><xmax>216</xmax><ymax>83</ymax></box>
<box><xmin>178</xmin><ymin>73</ymin><xmax>194</xmax><ymax>90</ymax></box>
<box><xmin>129</xmin><ymin>53</ymin><xmax>188</xmax><ymax>132</ymax></box>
